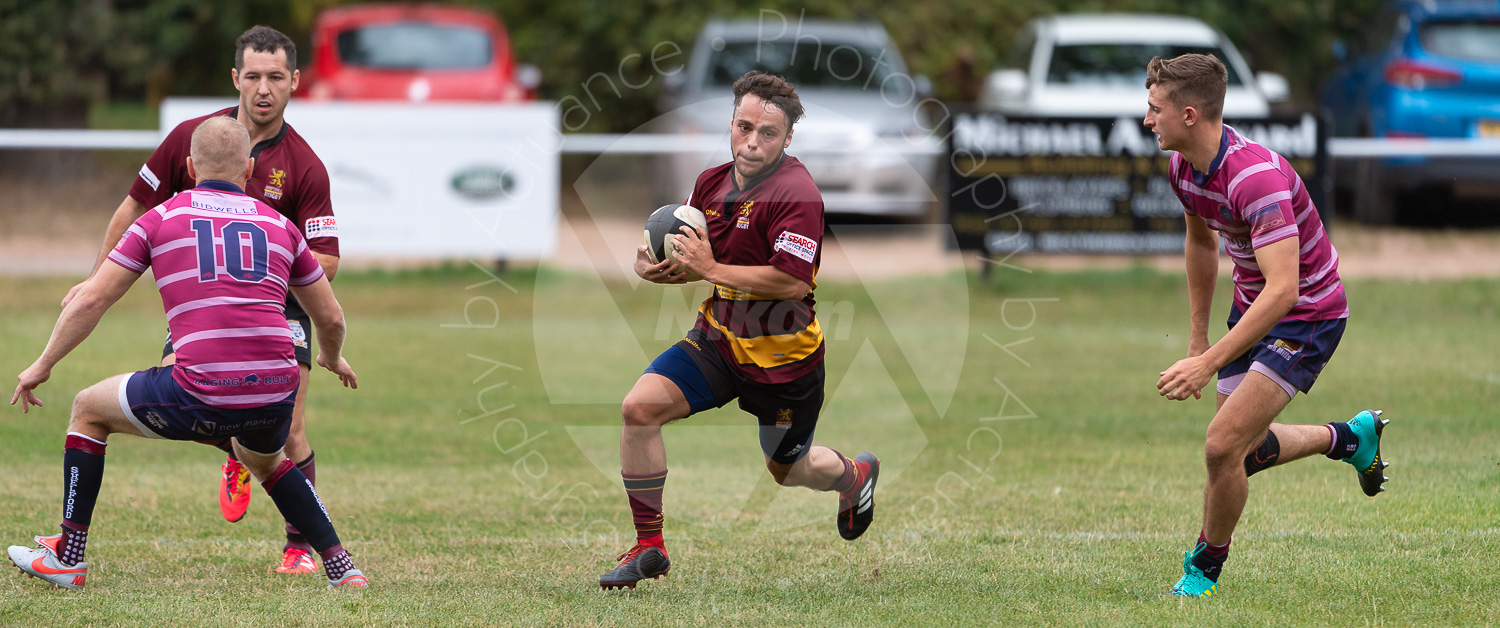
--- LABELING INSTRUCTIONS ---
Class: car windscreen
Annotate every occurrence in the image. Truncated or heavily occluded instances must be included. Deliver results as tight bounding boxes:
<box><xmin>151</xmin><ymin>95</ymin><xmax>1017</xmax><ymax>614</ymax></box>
<box><xmin>336</xmin><ymin>23</ymin><xmax>492</xmax><ymax>70</ymax></box>
<box><xmin>1045</xmin><ymin>44</ymin><xmax>1243</xmax><ymax>86</ymax></box>
<box><xmin>1420</xmin><ymin>19</ymin><xmax>1500</xmax><ymax>62</ymax></box>
<box><xmin>707</xmin><ymin>41</ymin><xmax>898</xmax><ymax>88</ymax></box>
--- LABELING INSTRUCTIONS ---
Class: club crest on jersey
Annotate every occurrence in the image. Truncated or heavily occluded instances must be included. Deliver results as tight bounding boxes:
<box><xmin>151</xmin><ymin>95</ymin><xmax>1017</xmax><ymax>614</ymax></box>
<box><xmin>775</xmin><ymin>408</ymin><xmax>793</xmax><ymax>428</ymax></box>
<box><xmin>264</xmin><ymin>167</ymin><xmax>287</xmax><ymax>200</ymax></box>
<box><xmin>1219</xmin><ymin>206</ymin><xmax>1234</xmax><ymax>223</ymax></box>
<box><xmin>288</xmin><ymin>319</ymin><xmax>308</xmax><ymax>348</ymax></box>
<box><xmin>773</xmin><ymin>231</ymin><xmax>817</xmax><ymax>263</ymax></box>
<box><xmin>736</xmin><ymin>200</ymin><xmax>754</xmax><ymax>229</ymax></box>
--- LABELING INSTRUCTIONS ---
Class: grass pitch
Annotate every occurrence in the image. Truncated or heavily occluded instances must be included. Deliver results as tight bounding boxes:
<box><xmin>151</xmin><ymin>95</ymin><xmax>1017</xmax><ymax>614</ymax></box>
<box><xmin>0</xmin><ymin>262</ymin><xmax>1496</xmax><ymax>626</ymax></box>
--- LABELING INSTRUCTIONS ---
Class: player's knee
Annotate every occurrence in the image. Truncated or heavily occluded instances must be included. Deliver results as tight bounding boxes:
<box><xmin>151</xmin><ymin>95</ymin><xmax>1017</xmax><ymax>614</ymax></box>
<box><xmin>234</xmin><ymin>445</ymin><xmax>286</xmax><ymax>480</ymax></box>
<box><xmin>66</xmin><ymin>394</ymin><xmax>95</xmax><ymax>433</ymax></box>
<box><xmin>284</xmin><ymin>426</ymin><xmax>309</xmax><ymax>448</ymax></box>
<box><xmin>1203</xmin><ymin>437</ymin><xmax>1241</xmax><ymax>471</ymax></box>
<box><xmin>765</xmin><ymin>460</ymin><xmax>794</xmax><ymax>486</ymax></box>
<box><xmin>620</xmin><ymin>397</ymin><xmax>669</xmax><ymax>428</ymax></box>
<box><xmin>67</xmin><ymin>385</ymin><xmax>109</xmax><ymax>434</ymax></box>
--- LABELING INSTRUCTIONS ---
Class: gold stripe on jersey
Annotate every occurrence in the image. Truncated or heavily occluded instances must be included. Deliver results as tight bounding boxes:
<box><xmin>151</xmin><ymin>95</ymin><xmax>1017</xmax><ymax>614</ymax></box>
<box><xmin>714</xmin><ymin>285</ymin><xmax>776</xmax><ymax>301</ymax></box>
<box><xmin>699</xmin><ymin>301</ymin><xmax>824</xmax><ymax>369</ymax></box>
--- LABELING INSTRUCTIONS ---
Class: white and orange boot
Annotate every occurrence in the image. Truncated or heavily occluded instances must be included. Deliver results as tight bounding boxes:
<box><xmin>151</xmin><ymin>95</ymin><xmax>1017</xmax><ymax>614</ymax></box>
<box><xmin>9</xmin><ymin>540</ymin><xmax>88</xmax><ymax>590</ymax></box>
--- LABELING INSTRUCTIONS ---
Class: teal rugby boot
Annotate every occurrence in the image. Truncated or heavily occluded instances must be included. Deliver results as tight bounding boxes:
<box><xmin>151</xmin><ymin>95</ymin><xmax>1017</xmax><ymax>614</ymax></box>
<box><xmin>1342</xmin><ymin>410</ymin><xmax>1390</xmax><ymax>497</ymax></box>
<box><xmin>1169</xmin><ymin>543</ymin><xmax>1220</xmax><ymax>598</ymax></box>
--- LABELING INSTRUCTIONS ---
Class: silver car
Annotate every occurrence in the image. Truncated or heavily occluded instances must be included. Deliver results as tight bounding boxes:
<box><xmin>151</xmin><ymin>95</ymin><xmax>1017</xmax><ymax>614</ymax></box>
<box><xmin>654</xmin><ymin>18</ymin><xmax>939</xmax><ymax>217</ymax></box>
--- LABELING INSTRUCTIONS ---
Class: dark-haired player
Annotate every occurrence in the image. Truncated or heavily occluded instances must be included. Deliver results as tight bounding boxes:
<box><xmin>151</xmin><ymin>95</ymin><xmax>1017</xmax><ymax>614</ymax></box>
<box><xmin>1146</xmin><ymin>53</ymin><xmax>1389</xmax><ymax>598</ymax></box>
<box><xmin>61</xmin><ymin>25</ymin><xmax>339</xmax><ymax>574</ymax></box>
<box><xmin>10</xmin><ymin>116</ymin><xmax>366</xmax><ymax>589</ymax></box>
<box><xmin>599</xmin><ymin>71</ymin><xmax>881</xmax><ymax>590</ymax></box>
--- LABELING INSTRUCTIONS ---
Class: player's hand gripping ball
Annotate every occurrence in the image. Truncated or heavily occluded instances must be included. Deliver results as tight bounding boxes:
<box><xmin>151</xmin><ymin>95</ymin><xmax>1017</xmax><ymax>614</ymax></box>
<box><xmin>643</xmin><ymin>204</ymin><xmax>708</xmax><ymax>281</ymax></box>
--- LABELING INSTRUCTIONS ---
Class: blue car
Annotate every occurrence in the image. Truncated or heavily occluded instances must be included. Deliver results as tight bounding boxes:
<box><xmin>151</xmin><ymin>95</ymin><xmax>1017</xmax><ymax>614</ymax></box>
<box><xmin>1323</xmin><ymin>0</ymin><xmax>1500</xmax><ymax>222</ymax></box>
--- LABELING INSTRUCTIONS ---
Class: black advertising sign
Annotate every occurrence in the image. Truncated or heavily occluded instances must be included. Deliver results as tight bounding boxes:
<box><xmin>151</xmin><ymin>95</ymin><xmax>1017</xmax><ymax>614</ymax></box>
<box><xmin>946</xmin><ymin>112</ymin><xmax>1327</xmax><ymax>254</ymax></box>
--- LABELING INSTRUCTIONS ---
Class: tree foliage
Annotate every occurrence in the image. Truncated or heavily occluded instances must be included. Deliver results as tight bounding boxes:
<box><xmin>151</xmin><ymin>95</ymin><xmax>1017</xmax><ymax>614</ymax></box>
<box><xmin>0</xmin><ymin>0</ymin><xmax>1386</xmax><ymax>129</ymax></box>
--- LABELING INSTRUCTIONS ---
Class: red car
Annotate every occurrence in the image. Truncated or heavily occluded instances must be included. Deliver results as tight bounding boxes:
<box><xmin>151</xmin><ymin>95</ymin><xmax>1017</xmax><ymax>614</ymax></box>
<box><xmin>305</xmin><ymin>3</ymin><xmax>539</xmax><ymax>102</ymax></box>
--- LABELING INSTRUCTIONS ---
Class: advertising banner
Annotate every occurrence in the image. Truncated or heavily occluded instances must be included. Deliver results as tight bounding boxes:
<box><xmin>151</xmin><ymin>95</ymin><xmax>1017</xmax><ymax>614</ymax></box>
<box><xmin>162</xmin><ymin>98</ymin><xmax>560</xmax><ymax>259</ymax></box>
<box><xmin>946</xmin><ymin>112</ymin><xmax>1326</xmax><ymax>254</ymax></box>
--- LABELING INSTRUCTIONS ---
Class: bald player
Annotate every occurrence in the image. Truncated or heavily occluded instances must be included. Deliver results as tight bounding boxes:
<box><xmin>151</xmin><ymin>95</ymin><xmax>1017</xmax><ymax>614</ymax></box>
<box><xmin>61</xmin><ymin>26</ymin><xmax>339</xmax><ymax>574</ymax></box>
<box><xmin>9</xmin><ymin>116</ymin><xmax>368</xmax><ymax>589</ymax></box>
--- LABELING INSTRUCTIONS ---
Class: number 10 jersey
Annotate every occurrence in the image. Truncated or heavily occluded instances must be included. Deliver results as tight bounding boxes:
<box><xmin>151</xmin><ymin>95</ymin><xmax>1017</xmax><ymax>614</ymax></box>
<box><xmin>108</xmin><ymin>181</ymin><xmax>326</xmax><ymax>408</ymax></box>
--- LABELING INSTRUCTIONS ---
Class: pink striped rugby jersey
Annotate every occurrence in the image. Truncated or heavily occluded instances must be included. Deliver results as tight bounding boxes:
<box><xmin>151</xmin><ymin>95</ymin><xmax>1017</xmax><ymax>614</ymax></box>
<box><xmin>1169</xmin><ymin>125</ymin><xmax>1349</xmax><ymax>322</ymax></box>
<box><xmin>108</xmin><ymin>182</ymin><xmax>326</xmax><ymax>408</ymax></box>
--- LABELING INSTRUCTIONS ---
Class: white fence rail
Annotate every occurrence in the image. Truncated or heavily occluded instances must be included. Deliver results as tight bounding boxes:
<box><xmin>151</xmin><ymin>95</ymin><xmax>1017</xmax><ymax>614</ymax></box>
<box><xmin>1325</xmin><ymin>138</ymin><xmax>1500</xmax><ymax>158</ymax></box>
<box><xmin>0</xmin><ymin>130</ymin><xmax>160</xmax><ymax>150</ymax></box>
<box><xmin>14</xmin><ymin>129</ymin><xmax>1499</xmax><ymax>158</ymax></box>
<box><xmin>0</xmin><ymin>129</ymin><xmax>949</xmax><ymax>156</ymax></box>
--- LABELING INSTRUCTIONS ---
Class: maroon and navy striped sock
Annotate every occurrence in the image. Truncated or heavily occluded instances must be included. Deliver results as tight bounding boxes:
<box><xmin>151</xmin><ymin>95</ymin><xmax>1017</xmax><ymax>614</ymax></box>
<box><xmin>623</xmin><ymin>470</ymin><xmax>667</xmax><ymax>542</ymax></box>
<box><xmin>57</xmin><ymin>433</ymin><xmax>106</xmax><ymax>566</ymax></box>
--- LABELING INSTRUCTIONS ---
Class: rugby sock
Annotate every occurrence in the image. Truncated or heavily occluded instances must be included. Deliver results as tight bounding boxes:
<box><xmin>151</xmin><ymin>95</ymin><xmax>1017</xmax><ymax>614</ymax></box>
<box><xmin>623</xmin><ymin>470</ymin><xmax>667</xmax><ymax>541</ymax></box>
<box><xmin>1191</xmin><ymin>532</ymin><xmax>1230</xmax><ymax>582</ymax></box>
<box><xmin>284</xmin><ymin>452</ymin><xmax>317</xmax><ymax>551</ymax></box>
<box><xmin>57</xmin><ymin>525</ymin><xmax>89</xmax><ymax>567</ymax></box>
<box><xmin>1324</xmin><ymin>421</ymin><xmax>1359</xmax><ymax>460</ymax></box>
<box><xmin>261</xmin><ymin>459</ymin><xmax>340</xmax><ymax>554</ymax></box>
<box><xmin>319</xmin><ymin>545</ymin><xmax>356</xmax><ymax>581</ymax></box>
<box><xmin>57</xmin><ymin>433</ymin><xmax>106</xmax><ymax>566</ymax></box>
<box><xmin>825</xmin><ymin>450</ymin><xmax>868</xmax><ymax>494</ymax></box>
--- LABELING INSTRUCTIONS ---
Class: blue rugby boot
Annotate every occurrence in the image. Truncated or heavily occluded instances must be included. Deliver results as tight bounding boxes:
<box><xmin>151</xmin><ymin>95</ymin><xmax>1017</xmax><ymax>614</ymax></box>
<box><xmin>1169</xmin><ymin>542</ymin><xmax>1220</xmax><ymax>598</ymax></box>
<box><xmin>1341</xmin><ymin>410</ymin><xmax>1390</xmax><ymax>497</ymax></box>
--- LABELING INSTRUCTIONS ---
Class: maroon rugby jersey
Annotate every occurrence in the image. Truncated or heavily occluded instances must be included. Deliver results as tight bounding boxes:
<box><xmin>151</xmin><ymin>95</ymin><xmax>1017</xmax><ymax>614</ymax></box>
<box><xmin>687</xmin><ymin>155</ymin><xmax>824</xmax><ymax>385</ymax></box>
<box><xmin>130</xmin><ymin>107</ymin><xmax>338</xmax><ymax>257</ymax></box>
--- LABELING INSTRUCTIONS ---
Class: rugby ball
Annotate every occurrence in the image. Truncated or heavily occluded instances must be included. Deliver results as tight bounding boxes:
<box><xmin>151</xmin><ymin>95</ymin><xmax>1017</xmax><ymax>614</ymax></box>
<box><xmin>643</xmin><ymin>204</ymin><xmax>708</xmax><ymax>281</ymax></box>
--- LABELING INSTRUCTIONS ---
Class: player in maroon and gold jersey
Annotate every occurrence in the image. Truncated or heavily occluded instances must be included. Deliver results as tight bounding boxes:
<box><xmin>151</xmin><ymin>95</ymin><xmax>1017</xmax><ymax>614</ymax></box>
<box><xmin>599</xmin><ymin>72</ymin><xmax>881</xmax><ymax>590</ymax></box>
<box><xmin>60</xmin><ymin>26</ymin><xmax>339</xmax><ymax>575</ymax></box>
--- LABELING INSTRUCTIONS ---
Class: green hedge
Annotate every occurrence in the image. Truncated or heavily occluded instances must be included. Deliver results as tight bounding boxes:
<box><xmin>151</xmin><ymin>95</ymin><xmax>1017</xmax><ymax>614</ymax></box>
<box><xmin>0</xmin><ymin>0</ymin><xmax>1382</xmax><ymax>130</ymax></box>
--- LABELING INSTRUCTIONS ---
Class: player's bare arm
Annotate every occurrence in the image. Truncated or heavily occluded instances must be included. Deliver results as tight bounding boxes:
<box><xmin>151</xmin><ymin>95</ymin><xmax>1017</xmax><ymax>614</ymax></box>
<box><xmin>313</xmin><ymin>252</ymin><xmax>340</xmax><ymax>281</ymax></box>
<box><xmin>61</xmin><ymin>196</ymin><xmax>149</xmax><ymax>308</ymax></box>
<box><xmin>288</xmin><ymin>277</ymin><xmax>357</xmax><ymax>389</ymax></box>
<box><xmin>672</xmin><ymin>225</ymin><xmax>809</xmax><ymax>300</ymax></box>
<box><xmin>15</xmin><ymin>263</ymin><xmax>142</xmax><ymax>411</ymax></box>
<box><xmin>1184</xmin><ymin>214</ymin><xmax>1219</xmax><ymax>359</ymax></box>
<box><xmin>1158</xmin><ymin>236</ymin><xmax>1299</xmax><ymax>400</ymax></box>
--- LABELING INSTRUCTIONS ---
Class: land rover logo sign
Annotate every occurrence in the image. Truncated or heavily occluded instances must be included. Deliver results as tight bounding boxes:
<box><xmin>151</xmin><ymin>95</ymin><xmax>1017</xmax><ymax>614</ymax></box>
<box><xmin>451</xmin><ymin>166</ymin><xmax>515</xmax><ymax>201</ymax></box>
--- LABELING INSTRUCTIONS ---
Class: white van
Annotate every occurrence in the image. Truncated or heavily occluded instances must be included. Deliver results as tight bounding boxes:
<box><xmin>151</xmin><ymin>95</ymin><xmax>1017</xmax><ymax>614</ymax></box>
<box><xmin>982</xmin><ymin>14</ymin><xmax>1288</xmax><ymax>117</ymax></box>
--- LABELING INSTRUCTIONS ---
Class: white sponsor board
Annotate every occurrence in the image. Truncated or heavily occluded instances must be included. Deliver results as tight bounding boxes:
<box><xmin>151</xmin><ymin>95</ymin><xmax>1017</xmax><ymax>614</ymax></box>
<box><xmin>161</xmin><ymin>98</ymin><xmax>559</xmax><ymax>259</ymax></box>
